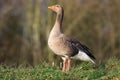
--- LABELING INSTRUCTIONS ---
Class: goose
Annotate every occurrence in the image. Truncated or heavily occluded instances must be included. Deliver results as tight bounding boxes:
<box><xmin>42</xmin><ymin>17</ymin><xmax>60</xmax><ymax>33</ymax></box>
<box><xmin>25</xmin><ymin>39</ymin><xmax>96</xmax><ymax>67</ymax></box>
<box><xmin>48</xmin><ymin>4</ymin><xmax>96</xmax><ymax>71</ymax></box>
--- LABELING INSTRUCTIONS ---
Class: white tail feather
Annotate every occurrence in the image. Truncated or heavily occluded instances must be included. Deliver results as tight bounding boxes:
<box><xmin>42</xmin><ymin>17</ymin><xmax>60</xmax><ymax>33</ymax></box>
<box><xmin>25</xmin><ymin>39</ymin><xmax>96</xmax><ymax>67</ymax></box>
<box><xmin>71</xmin><ymin>51</ymin><xmax>95</xmax><ymax>64</ymax></box>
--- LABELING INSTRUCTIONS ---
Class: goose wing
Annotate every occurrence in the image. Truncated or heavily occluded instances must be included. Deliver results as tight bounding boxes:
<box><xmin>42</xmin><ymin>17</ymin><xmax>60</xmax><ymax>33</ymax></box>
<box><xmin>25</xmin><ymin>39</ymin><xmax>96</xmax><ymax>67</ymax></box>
<box><xmin>65</xmin><ymin>35</ymin><xmax>95</xmax><ymax>59</ymax></box>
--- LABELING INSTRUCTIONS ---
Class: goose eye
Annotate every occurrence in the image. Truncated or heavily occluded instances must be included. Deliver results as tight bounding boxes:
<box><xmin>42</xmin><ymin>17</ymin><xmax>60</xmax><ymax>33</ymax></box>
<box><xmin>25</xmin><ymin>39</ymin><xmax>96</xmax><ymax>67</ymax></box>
<box><xmin>56</xmin><ymin>5</ymin><xmax>59</xmax><ymax>7</ymax></box>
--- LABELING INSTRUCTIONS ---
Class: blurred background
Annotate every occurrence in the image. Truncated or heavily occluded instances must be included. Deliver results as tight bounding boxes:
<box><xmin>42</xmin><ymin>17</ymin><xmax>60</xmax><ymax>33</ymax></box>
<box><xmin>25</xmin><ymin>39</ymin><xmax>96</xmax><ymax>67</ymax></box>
<box><xmin>0</xmin><ymin>0</ymin><xmax>119</xmax><ymax>66</ymax></box>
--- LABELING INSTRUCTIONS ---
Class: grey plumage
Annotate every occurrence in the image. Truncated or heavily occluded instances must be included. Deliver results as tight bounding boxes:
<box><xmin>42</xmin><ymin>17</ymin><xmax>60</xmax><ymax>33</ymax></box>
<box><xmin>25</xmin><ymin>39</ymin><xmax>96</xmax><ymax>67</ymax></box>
<box><xmin>48</xmin><ymin>4</ymin><xmax>96</xmax><ymax>71</ymax></box>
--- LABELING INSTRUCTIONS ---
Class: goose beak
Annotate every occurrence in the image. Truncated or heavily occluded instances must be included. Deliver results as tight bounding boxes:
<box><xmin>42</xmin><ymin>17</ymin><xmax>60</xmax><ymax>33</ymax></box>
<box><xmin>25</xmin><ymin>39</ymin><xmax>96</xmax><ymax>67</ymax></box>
<box><xmin>48</xmin><ymin>6</ymin><xmax>55</xmax><ymax>10</ymax></box>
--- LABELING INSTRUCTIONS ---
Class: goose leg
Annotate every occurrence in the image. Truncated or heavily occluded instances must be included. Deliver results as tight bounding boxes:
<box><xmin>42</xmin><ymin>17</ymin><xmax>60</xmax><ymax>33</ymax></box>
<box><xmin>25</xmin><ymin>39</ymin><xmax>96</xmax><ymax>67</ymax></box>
<box><xmin>62</xmin><ymin>59</ymin><xmax>66</xmax><ymax>72</ymax></box>
<box><xmin>67</xmin><ymin>58</ymin><xmax>71</xmax><ymax>71</ymax></box>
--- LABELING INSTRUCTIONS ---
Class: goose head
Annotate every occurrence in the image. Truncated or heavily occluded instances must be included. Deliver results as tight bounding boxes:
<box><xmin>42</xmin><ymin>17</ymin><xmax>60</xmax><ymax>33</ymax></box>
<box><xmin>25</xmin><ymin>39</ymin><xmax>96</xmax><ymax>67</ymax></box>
<box><xmin>48</xmin><ymin>5</ymin><xmax>63</xmax><ymax>14</ymax></box>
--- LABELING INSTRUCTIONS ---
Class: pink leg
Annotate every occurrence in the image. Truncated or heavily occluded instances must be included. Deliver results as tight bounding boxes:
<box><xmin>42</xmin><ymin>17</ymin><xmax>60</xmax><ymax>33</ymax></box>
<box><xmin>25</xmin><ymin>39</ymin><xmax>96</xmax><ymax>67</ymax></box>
<box><xmin>67</xmin><ymin>58</ymin><xmax>71</xmax><ymax>71</ymax></box>
<box><xmin>62</xmin><ymin>59</ymin><xmax>66</xmax><ymax>72</ymax></box>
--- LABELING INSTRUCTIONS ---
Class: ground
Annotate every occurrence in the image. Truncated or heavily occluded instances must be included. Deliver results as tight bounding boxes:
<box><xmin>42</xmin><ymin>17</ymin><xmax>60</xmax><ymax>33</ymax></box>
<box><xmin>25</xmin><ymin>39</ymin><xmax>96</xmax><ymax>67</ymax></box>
<box><xmin>0</xmin><ymin>57</ymin><xmax>120</xmax><ymax>80</ymax></box>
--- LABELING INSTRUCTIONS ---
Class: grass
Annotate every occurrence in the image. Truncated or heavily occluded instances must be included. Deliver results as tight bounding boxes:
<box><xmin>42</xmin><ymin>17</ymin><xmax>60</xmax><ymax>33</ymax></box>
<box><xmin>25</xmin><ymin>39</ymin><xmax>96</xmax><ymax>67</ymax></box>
<box><xmin>0</xmin><ymin>57</ymin><xmax>120</xmax><ymax>80</ymax></box>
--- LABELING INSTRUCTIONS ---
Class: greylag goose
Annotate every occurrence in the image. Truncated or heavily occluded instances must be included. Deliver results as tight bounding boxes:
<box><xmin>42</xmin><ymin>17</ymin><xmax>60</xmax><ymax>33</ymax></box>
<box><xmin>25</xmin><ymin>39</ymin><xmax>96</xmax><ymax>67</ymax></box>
<box><xmin>48</xmin><ymin>4</ymin><xmax>96</xmax><ymax>71</ymax></box>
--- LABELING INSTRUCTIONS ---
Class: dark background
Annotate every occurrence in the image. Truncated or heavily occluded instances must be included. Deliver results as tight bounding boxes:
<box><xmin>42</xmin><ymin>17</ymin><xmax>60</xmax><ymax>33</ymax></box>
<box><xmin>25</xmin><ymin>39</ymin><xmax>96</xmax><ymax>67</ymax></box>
<box><xmin>0</xmin><ymin>0</ymin><xmax>119</xmax><ymax>66</ymax></box>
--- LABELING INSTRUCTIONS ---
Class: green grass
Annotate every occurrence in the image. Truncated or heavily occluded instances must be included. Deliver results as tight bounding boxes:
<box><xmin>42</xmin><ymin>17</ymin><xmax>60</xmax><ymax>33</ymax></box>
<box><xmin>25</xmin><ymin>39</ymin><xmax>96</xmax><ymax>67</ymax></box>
<box><xmin>0</xmin><ymin>58</ymin><xmax>120</xmax><ymax>80</ymax></box>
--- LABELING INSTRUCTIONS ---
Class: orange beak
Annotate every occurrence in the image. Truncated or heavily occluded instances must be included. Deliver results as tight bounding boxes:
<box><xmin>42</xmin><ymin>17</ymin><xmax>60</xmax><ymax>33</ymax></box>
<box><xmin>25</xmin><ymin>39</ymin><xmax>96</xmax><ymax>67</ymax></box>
<box><xmin>48</xmin><ymin>5</ymin><xmax>55</xmax><ymax>10</ymax></box>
